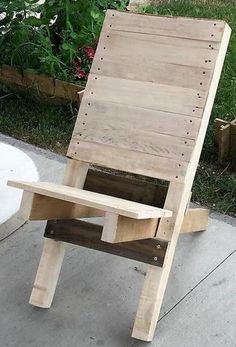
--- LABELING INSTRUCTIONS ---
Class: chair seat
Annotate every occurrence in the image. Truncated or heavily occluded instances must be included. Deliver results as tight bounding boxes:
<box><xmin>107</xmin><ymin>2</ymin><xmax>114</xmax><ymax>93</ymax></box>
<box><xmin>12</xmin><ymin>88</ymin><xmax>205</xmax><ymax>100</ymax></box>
<box><xmin>8</xmin><ymin>181</ymin><xmax>172</xmax><ymax>220</ymax></box>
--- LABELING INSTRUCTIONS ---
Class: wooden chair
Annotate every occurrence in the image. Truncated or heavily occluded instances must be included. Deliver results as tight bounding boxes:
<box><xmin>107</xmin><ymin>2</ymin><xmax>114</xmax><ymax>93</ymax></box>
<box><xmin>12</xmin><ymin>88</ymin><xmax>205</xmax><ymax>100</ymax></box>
<box><xmin>8</xmin><ymin>10</ymin><xmax>231</xmax><ymax>342</ymax></box>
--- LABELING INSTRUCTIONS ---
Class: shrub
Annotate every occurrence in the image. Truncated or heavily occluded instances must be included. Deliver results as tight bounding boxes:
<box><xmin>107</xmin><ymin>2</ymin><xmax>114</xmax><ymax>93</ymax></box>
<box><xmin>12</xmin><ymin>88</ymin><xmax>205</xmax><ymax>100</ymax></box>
<box><xmin>0</xmin><ymin>0</ymin><xmax>128</xmax><ymax>84</ymax></box>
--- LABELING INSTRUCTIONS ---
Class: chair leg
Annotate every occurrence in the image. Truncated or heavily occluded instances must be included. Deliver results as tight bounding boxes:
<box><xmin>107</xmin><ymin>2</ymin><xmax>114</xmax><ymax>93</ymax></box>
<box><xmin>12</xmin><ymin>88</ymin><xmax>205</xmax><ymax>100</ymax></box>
<box><xmin>29</xmin><ymin>238</ymin><xmax>65</xmax><ymax>308</ymax></box>
<box><xmin>29</xmin><ymin>159</ymin><xmax>89</xmax><ymax>308</ymax></box>
<box><xmin>132</xmin><ymin>242</ymin><xmax>174</xmax><ymax>341</ymax></box>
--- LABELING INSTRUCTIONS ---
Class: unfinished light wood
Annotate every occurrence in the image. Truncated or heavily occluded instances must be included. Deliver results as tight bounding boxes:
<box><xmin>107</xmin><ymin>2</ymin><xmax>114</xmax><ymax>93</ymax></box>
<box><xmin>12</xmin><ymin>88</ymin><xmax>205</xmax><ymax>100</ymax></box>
<box><xmin>104</xmin><ymin>10</ymin><xmax>225</xmax><ymax>42</ymax></box>
<box><xmin>84</xmin><ymin>75</ymin><xmax>206</xmax><ymax>116</ymax></box>
<box><xmin>68</xmin><ymin>11</ymin><xmax>220</xmax><ymax>180</ymax></box>
<box><xmin>77</xmin><ymin>101</ymin><xmax>201</xmax><ymax>139</ymax></box>
<box><xmin>101</xmin><ymin>212</ymin><xmax>158</xmax><ymax>243</ymax></box>
<box><xmin>94</xmin><ymin>30</ymin><xmax>219</xmax><ymax>71</ymax></box>
<box><xmin>29</xmin><ymin>159</ymin><xmax>89</xmax><ymax>308</ymax></box>
<box><xmin>73</xmin><ymin>115</ymin><xmax>196</xmax><ymax>162</ymax></box>
<box><xmin>132</xmin><ymin>23</ymin><xmax>231</xmax><ymax>341</ymax></box>
<box><xmin>68</xmin><ymin>141</ymin><xmax>188</xmax><ymax>183</ymax></box>
<box><xmin>26</xmin><ymin>193</ymin><xmax>103</xmax><ymax>220</ymax></box>
<box><xmin>8</xmin><ymin>181</ymin><xmax>172</xmax><ymax>220</ymax></box>
<box><xmin>180</xmin><ymin>208</ymin><xmax>209</xmax><ymax>233</ymax></box>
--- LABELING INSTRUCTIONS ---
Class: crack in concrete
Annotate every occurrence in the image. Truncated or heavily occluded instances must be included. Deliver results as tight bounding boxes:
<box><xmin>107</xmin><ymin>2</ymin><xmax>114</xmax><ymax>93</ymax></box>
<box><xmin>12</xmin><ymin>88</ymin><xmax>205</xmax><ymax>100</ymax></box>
<box><xmin>158</xmin><ymin>248</ymin><xmax>236</xmax><ymax>323</ymax></box>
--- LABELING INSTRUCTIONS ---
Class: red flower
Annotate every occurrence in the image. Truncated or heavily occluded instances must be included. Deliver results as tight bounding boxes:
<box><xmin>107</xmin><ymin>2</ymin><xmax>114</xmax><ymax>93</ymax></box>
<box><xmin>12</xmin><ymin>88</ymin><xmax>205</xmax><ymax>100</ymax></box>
<box><xmin>84</xmin><ymin>46</ymin><xmax>95</xmax><ymax>59</ymax></box>
<box><xmin>75</xmin><ymin>69</ymin><xmax>86</xmax><ymax>79</ymax></box>
<box><xmin>74</xmin><ymin>57</ymin><xmax>81</xmax><ymax>68</ymax></box>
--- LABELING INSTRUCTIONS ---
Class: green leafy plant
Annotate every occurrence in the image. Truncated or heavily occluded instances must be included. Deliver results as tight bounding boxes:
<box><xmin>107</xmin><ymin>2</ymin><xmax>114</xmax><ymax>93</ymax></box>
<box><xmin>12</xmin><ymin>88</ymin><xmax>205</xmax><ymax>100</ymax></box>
<box><xmin>0</xmin><ymin>0</ymin><xmax>128</xmax><ymax>84</ymax></box>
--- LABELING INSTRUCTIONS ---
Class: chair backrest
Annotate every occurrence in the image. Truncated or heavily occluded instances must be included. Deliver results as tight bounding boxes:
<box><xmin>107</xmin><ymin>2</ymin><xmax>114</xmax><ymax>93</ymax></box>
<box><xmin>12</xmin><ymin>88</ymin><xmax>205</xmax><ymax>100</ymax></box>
<box><xmin>67</xmin><ymin>10</ymin><xmax>230</xmax><ymax>183</ymax></box>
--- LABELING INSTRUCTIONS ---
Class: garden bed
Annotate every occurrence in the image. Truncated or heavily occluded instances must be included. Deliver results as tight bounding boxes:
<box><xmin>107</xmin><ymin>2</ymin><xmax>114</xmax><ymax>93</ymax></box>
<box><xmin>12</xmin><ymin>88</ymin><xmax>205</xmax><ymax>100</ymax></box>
<box><xmin>0</xmin><ymin>65</ymin><xmax>83</xmax><ymax>104</ymax></box>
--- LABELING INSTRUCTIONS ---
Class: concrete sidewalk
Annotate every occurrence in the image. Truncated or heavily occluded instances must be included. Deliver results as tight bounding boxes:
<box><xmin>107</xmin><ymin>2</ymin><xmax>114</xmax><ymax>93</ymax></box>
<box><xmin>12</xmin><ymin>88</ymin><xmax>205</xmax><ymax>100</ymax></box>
<box><xmin>0</xmin><ymin>134</ymin><xmax>235</xmax><ymax>347</ymax></box>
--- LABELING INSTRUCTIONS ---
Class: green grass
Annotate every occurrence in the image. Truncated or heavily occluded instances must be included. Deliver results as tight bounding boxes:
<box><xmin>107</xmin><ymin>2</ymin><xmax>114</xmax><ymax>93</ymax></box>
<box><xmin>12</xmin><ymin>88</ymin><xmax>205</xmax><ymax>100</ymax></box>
<box><xmin>0</xmin><ymin>0</ymin><xmax>235</xmax><ymax>216</ymax></box>
<box><xmin>0</xmin><ymin>86</ymin><xmax>75</xmax><ymax>153</ymax></box>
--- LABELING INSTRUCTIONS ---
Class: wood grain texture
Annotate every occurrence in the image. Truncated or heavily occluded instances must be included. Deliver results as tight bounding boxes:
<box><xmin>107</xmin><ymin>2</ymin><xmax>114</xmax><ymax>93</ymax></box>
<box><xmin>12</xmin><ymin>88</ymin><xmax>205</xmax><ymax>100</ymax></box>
<box><xmin>68</xmin><ymin>140</ymin><xmax>188</xmax><ymax>183</ymax></box>
<box><xmin>101</xmin><ymin>212</ymin><xmax>158</xmax><ymax>243</ymax></box>
<box><xmin>180</xmin><ymin>208</ymin><xmax>209</xmax><ymax>233</ymax></box>
<box><xmin>77</xmin><ymin>101</ymin><xmax>201</xmax><ymax>140</ymax></box>
<box><xmin>8</xmin><ymin>180</ymin><xmax>172</xmax><ymax>219</ymax></box>
<box><xmin>73</xmin><ymin>118</ymin><xmax>196</xmax><ymax>161</ymax></box>
<box><xmin>91</xmin><ymin>58</ymin><xmax>213</xmax><ymax>91</ymax></box>
<box><xmin>93</xmin><ymin>30</ymin><xmax>218</xmax><ymax>71</ymax></box>
<box><xmin>68</xmin><ymin>10</ymin><xmax>225</xmax><ymax>178</ymax></box>
<box><xmin>104</xmin><ymin>10</ymin><xmax>225</xmax><ymax>42</ymax></box>
<box><xmin>84</xmin><ymin>75</ymin><xmax>206</xmax><ymax>117</ymax></box>
<box><xmin>44</xmin><ymin>219</ymin><xmax>168</xmax><ymax>267</ymax></box>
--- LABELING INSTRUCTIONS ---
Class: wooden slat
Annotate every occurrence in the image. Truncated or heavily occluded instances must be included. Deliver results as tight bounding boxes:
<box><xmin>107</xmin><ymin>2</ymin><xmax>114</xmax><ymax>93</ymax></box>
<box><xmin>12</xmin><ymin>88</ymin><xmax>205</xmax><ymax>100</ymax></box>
<box><xmin>84</xmin><ymin>75</ymin><xmax>206</xmax><ymax>117</ymax></box>
<box><xmin>73</xmin><ymin>121</ymin><xmax>195</xmax><ymax>162</ymax></box>
<box><xmin>84</xmin><ymin>169</ymin><xmax>168</xmax><ymax>207</ymax></box>
<box><xmin>92</xmin><ymin>58</ymin><xmax>212</xmax><ymax>92</ymax></box>
<box><xmin>77</xmin><ymin>101</ymin><xmax>201</xmax><ymax>140</ymax></box>
<box><xmin>68</xmin><ymin>141</ymin><xmax>189</xmax><ymax>183</ymax></box>
<box><xmin>45</xmin><ymin>219</ymin><xmax>168</xmax><ymax>267</ymax></box>
<box><xmin>8</xmin><ymin>181</ymin><xmax>172</xmax><ymax>219</ymax></box>
<box><xmin>94</xmin><ymin>30</ymin><xmax>218</xmax><ymax>71</ymax></box>
<box><xmin>105</xmin><ymin>10</ymin><xmax>225</xmax><ymax>42</ymax></box>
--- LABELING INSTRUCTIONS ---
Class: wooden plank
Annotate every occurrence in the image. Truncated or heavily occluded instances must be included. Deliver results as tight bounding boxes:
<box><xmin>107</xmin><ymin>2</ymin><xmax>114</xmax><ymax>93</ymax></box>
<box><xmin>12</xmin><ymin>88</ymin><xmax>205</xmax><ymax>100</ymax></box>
<box><xmin>83</xmin><ymin>75</ymin><xmax>206</xmax><ymax>117</ymax></box>
<box><xmin>0</xmin><ymin>65</ymin><xmax>83</xmax><ymax>103</ymax></box>
<box><xmin>180</xmin><ymin>208</ymin><xmax>209</xmax><ymax>233</ymax></box>
<box><xmin>68</xmin><ymin>140</ymin><xmax>189</xmax><ymax>183</ymax></box>
<box><xmin>74</xmin><ymin>121</ymin><xmax>196</xmax><ymax>162</ymax></box>
<box><xmin>44</xmin><ymin>219</ymin><xmax>168</xmax><ymax>267</ymax></box>
<box><xmin>101</xmin><ymin>212</ymin><xmax>158</xmax><ymax>243</ymax></box>
<box><xmin>218</xmin><ymin>123</ymin><xmax>230</xmax><ymax>162</ymax></box>
<box><xmin>214</xmin><ymin>118</ymin><xmax>228</xmax><ymax>145</ymax></box>
<box><xmin>84</xmin><ymin>169</ymin><xmax>168</xmax><ymax>207</ymax></box>
<box><xmin>8</xmin><ymin>181</ymin><xmax>173</xmax><ymax>219</ymax></box>
<box><xmin>29</xmin><ymin>159</ymin><xmax>89</xmax><ymax>308</ymax></box>
<box><xmin>27</xmin><ymin>193</ymin><xmax>103</xmax><ymax>220</ymax></box>
<box><xmin>230</xmin><ymin>120</ymin><xmax>236</xmax><ymax>160</ymax></box>
<box><xmin>94</xmin><ymin>30</ymin><xmax>218</xmax><ymax>71</ymax></box>
<box><xmin>91</xmin><ymin>57</ymin><xmax>213</xmax><ymax>91</ymax></box>
<box><xmin>77</xmin><ymin>101</ymin><xmax>201</xmax><ymax>140</ymax></box>
<box><xmin>104</xmin><ymin>10</ymin><xmax>225</xmax><ymax>42</ymax></box>
<box><xmin>0</xmin><ymin>65</ymin><xmax>24</xmax><ymax>86</ymax></box>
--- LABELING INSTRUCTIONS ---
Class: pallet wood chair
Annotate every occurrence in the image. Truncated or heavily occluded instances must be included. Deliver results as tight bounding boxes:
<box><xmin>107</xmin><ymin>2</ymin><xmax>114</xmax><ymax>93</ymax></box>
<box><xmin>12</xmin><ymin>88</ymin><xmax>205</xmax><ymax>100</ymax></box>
<box><xmin>8</xmin><ymin>10</ymin><xmax>231</xmax><ymax>342</ymax></box>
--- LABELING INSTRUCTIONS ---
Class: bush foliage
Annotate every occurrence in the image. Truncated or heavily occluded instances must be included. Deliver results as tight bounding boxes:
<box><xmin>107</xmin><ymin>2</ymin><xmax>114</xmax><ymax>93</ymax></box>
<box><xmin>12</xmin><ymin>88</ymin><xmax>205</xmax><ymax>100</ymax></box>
<box><xmin>0</xmin><ymin>0</ymin><xmax>128</xmax><ymax>84</ymax></box>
